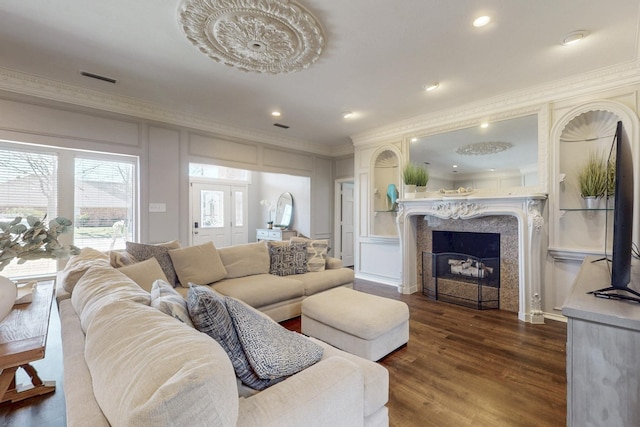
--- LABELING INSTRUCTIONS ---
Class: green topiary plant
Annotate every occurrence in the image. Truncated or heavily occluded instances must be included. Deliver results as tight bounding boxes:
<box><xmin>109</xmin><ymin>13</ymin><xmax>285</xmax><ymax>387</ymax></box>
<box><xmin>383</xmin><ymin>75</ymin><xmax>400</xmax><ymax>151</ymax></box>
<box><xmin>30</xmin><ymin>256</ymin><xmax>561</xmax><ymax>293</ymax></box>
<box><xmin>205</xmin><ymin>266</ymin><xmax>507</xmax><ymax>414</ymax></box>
<box><xmin>606</xmin><ymin>158</ymin><xmax>616</xmax><ymax>197</ymax></box>
<box><xmin>577</xmin><ymin>151</ymin><xmax>607</xmax><ymax>198</ymax></box>
<box><xmin>403</xmin><ymin>162</ymin><xmax>429</xmax><ymax>187</ymax></box>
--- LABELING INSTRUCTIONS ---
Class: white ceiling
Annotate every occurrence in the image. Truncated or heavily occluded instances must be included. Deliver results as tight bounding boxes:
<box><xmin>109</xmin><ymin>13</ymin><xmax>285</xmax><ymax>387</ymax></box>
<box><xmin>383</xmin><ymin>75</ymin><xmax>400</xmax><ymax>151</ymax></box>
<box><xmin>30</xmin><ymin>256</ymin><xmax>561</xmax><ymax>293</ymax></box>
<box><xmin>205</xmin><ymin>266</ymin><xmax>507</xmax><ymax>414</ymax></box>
<box><xmin>0</xmin><ymin>0</ymin><xmax>638</xmax><ymax>153</ymax></box>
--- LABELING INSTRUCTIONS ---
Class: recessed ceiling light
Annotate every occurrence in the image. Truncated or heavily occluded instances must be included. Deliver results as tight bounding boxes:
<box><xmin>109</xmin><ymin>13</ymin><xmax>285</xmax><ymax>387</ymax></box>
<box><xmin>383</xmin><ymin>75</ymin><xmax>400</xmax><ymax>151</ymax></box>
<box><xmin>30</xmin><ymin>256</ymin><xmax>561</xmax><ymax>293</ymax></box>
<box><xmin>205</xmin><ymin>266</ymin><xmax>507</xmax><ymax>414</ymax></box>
<box><xmin>410</xmin><ymin>137</ymin><xmax>418</xmax><ymax>142</ymax></box>
<box><xmin>271</xmin><ymin>111</ymin><xmax>281</xmax><ymax>117</ymax></box>
<box><xmin>480</xmin><ymin>122</ymin><xmax>489</xmax><ymax>128</ymax></box>
<box><xmin>424</xmin><ymin>82</ymin><xmax>440</xmax><ymax>92</ymax></box>
<box><xmin>452</xmin><ymin>164</ymin><xmax>458</xmax><ymax>168</ymax></box>
<box><xmin>342</xmin><ymin>111</ymin><xmax>354</xmax><ymax>119</ymax></box>
<box><xmin>489</xmin><ymin>168</ymin><xmax>496</xmax><ymax>172</ymax></box>
<box><xmin>473</xmin><ymin>16</ymin><xmax>491</xmax><ymax>27</ymax></box>
<box><xmin>562</xmin><ymin>31</ymin><xmax>587</xmax><ymax>46</ymax></box>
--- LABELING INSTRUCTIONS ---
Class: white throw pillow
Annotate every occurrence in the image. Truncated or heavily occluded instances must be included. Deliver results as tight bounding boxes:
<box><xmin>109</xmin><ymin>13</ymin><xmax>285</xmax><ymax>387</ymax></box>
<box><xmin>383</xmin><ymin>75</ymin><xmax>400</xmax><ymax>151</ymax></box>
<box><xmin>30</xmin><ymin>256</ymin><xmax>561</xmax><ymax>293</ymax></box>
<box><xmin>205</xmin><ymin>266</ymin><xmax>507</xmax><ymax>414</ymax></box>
<box><xmin>150</xmin><ymin>279</ymin><xmax>194</xmax><ymax>327</ymax></box>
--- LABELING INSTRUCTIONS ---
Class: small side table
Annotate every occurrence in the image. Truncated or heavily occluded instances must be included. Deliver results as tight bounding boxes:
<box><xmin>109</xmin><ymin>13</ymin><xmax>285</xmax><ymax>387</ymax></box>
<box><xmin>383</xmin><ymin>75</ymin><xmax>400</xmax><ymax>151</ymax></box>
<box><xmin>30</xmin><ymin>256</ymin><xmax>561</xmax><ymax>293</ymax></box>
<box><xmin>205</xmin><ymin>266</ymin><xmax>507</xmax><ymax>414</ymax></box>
<box><xmin>0</xmin><ymin>280</ymin><xmax>55</xmax><ymax>403</ymax></box>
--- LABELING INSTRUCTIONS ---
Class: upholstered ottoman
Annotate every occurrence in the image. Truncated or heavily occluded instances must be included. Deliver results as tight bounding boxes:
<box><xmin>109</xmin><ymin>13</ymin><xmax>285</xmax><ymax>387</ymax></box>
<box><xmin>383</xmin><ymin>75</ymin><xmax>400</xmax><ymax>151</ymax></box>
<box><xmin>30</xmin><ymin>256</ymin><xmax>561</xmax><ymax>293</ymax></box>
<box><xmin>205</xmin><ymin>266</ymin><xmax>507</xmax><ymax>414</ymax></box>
<box><xmin>301</xmin><ymin>287</ymin><xmax>409</xmax><ymax>361</ymax></box>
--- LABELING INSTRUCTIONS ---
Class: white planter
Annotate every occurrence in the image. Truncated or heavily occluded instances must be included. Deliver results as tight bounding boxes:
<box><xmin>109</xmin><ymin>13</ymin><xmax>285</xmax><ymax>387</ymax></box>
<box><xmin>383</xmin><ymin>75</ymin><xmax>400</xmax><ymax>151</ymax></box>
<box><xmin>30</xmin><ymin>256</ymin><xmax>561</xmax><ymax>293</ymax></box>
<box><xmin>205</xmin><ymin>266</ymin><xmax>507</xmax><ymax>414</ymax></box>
<box><xmin>404</xmin><ymin>184</ymin><xmax>416</xmax><ymax>194</ymax></box>
<box><xmin>0</xmin><ymin>276</ymin><xmax>16</xmax><ymax>322</ymax></box>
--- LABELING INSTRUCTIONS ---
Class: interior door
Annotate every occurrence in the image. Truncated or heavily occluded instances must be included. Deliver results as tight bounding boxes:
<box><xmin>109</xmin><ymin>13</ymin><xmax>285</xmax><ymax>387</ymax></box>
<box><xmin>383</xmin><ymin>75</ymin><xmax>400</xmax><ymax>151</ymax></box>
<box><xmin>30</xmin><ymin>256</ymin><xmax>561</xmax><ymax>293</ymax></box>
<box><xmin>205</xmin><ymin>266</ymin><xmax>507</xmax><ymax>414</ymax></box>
<box><xmin>190</xmin><ymin>182</ymin><xmax>248</xmax><ymax>248</ymax></box>
<box><xmin>341</xmin><ymin>182</ymin><xmax>355</xmax><ymax>266</ymax></box>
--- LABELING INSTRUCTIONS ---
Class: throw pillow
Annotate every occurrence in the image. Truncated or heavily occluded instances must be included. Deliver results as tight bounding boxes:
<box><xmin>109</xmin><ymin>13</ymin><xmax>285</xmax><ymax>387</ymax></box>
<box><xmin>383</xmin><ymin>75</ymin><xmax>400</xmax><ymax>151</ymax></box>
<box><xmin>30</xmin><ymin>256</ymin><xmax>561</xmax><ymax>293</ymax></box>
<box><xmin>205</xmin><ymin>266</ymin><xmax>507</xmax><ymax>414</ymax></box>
<box><xmin>186</xmin><ymin>285</ymin><xmax>275</xmax><ymax>390</ymax></box>
<box><xmin>108</xmin><ymin>249</ymin><xmax>138</xmax><ymax>268</ymax></box>
<box><xmin>150</xmin><ymin>279</ymin><xmax>194</xmax><ymax>327</ymax></box>
<box><xmin>291</xmin><ymin>236</ymin><xmax>329</xmax><ymax>272</ymax></box>
<box><xmin>218</xmin><ymin>242</ymin><xmax>270</xmax><ymax>278</ymax></box>
<box><xmin>126</xmin><ymin>241</ymin><xmax>179</xmax><ymax>287</ymax></box>
<box><xmin>59</xmin><ymin>247</ymin><xmax>111</xmax><ymax>293</ymax></box>
<box><xmin>168</xmin><ymin>242</ymin><xmax>227</xmax><ymax>287</ymax></box>
<box><xmin>118</xmin><ymin>258</ymin><xmax>169</xmax><ymax>292</ymax></box>
<box><xmin>268</xmin><ymin>241</ymin><xmax>307</xmax><ymax>276</ymax></box>
<box><xmin>225</xmin><ymin>296</ymin><xmax>323</xmax><ymax>379</ymax></box>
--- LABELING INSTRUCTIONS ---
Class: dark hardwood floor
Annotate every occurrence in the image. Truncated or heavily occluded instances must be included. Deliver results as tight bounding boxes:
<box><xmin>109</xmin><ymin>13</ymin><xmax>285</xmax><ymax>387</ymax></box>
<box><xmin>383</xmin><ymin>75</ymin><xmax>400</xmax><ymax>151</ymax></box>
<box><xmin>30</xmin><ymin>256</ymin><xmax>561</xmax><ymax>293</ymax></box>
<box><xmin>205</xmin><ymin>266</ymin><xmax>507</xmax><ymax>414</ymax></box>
<box><xmin>1</xmin><ymin>279</ymin><xmax>567</xmax><ymax>427</ymax></box>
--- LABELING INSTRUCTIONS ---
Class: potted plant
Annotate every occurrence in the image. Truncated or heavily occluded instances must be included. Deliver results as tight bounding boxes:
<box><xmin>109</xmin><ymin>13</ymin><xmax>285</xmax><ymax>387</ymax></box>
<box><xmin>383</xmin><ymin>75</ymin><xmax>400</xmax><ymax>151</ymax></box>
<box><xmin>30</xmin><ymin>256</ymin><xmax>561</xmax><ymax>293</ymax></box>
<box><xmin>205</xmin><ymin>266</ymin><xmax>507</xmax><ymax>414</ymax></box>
<box><xmin>577</xmin><ymin>151</ymin><xmax>607</xmax><ymax>209</ymax></box>
<box><xmin>403</xmin><ymin>162</ymin><xmax>429</xmax><ymax>195</ymax></box>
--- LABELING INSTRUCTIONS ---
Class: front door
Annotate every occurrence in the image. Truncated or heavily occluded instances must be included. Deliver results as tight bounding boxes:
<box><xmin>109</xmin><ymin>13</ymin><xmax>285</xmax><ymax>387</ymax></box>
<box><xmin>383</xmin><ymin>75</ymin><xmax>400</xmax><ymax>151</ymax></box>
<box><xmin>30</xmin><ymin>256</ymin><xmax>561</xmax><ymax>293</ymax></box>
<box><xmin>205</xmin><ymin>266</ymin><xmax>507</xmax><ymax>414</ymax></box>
<box><xmin>190</xmin><ymin>182</ymin><xmax>248</xmax><ymax>248</ymax></box>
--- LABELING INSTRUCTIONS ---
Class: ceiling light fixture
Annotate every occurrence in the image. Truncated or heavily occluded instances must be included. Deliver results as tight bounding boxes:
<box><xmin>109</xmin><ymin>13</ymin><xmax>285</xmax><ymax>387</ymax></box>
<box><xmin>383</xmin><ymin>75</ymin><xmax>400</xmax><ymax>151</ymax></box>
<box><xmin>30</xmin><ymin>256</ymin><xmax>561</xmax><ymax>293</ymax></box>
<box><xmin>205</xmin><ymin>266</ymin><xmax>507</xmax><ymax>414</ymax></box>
<box><xmin>562</xmin><ymin>31</ymin><xmax>587</xmax><ymax>46</ymax></box>
<box><xmin>342</xmin><ymin>111</ymin><xmax>354</xmax><ymax>119</ymax></box>
<box><xmin>424</xmin><ymin>82</ymin><xmax>440</xmax><ymax>92</ymax></box>
<box><xmin>480</xmin><ymin>122</ymin><xmax>489</xmax><ymax>129</ymax></box>
<box><xmin>271</xmin><ymin>111</ymin><xmax>281</xmax><ymax>117</ymax></box>
<box><xmin>180</xmin><ymin>0</ymin><xmax>325</xmax><ymax>74</ymax></box>
<box><xmin>410</xmin><ymin>137</ymin><xmax>418</xmax><ymax>142</ymax></box>
<box><xmin>473</xmin><ymin>16</ymin><xmax>491</xmax><ymax>27</ymax></box>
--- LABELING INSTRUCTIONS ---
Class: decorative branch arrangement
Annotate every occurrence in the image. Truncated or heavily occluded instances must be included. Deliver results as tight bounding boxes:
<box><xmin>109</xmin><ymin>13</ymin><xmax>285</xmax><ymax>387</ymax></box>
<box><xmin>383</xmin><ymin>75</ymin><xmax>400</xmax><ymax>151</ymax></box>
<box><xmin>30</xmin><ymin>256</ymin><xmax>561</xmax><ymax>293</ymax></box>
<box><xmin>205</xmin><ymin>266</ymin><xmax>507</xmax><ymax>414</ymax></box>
<box><xmin>0</xmin><ymin>216</ymin><xmax>80</xmax><ymax>271</ymax></box>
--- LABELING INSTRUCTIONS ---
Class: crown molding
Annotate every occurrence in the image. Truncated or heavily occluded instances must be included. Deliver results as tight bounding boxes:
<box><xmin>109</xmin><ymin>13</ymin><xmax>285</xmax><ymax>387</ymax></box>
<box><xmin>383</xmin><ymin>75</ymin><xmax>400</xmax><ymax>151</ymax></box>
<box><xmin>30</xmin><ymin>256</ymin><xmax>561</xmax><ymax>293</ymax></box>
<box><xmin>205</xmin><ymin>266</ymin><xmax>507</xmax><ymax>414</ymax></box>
<box><xmin>351</xmin><ymin>59</ymin><xmax>640</xmax><ymax>146</ymax></box>
<box><xmin>0</xmin><ymin>66</ymin><xmax>353</xmax><ymax>158</ymax></box>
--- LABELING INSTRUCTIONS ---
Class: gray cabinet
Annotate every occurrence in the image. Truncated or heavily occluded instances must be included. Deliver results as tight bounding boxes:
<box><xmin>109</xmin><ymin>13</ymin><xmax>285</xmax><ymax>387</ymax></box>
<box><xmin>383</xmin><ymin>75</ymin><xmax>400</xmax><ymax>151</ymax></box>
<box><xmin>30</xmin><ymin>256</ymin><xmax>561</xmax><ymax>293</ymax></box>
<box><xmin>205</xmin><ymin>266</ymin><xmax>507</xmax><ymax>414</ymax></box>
<box><xmin>562</xmin><ymin>257</ymin><xmax>640</xmax><ymax>426</ymax></box>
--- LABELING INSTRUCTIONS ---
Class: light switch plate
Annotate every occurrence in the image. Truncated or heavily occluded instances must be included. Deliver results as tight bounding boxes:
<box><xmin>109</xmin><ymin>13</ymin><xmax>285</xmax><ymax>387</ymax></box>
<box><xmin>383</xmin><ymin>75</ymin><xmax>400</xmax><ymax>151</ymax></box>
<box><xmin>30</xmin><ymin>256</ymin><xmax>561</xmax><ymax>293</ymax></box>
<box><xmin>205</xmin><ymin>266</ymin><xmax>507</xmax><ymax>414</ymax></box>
<box><xmin>149</xmin><ymin>203</ymin><xmax>167</xmax><ymax>213</ymax></box>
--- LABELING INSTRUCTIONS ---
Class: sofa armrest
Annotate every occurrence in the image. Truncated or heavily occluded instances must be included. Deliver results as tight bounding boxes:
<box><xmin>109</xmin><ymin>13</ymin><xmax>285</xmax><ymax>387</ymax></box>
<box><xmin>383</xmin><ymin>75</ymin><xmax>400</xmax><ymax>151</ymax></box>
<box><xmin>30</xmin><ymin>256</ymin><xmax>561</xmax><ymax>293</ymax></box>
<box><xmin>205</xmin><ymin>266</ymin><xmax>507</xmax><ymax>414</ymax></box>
<box><xmin>237</xmin><ymin>356</ymin><xmax>365</xmax><ymax>427</ymax></box>
<box><xmin>325</xmin><ymin>257</ymin><xmax>344</xmax><ymax>269</ymax></box>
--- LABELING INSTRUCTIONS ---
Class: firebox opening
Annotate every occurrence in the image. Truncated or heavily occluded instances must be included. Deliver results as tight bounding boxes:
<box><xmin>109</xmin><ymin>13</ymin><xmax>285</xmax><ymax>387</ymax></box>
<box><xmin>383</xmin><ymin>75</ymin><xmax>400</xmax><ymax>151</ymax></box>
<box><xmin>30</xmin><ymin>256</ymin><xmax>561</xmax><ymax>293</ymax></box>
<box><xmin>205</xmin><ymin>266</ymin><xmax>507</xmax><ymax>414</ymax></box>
<box><xmin>424</xmin><ymin>231</ymin><xmax>501</xmax><ymax>310</ymax></box>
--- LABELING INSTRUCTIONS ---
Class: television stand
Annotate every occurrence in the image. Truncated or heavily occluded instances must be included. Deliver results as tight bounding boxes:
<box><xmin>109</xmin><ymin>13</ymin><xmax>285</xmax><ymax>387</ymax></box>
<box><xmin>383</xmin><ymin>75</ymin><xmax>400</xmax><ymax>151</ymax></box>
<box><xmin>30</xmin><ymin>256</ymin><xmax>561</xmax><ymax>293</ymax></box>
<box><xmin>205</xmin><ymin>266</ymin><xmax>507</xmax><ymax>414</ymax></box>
<box><xmin>563</xmin><ymin>257</ymin><xmax>640</xmax><ymax>426</ymax></box>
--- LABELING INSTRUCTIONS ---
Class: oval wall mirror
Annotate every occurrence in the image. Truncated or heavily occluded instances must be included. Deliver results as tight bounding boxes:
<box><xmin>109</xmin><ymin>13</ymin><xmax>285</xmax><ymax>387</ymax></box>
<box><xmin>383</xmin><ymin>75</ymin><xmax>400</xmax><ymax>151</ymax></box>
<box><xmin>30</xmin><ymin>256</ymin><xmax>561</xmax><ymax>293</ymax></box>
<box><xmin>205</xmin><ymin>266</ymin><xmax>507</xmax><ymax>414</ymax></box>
<box><xmin>275</xmin><ymin>192</ymin><xmax>293</xmax><ymax>229</ymax></box>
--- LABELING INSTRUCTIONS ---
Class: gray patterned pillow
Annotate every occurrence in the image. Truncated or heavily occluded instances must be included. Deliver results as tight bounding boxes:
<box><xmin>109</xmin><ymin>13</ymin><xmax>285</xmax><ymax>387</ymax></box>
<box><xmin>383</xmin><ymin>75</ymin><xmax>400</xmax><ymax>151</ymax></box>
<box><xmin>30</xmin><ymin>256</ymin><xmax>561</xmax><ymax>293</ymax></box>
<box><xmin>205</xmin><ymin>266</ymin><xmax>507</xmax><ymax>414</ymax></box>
<box><xmin>291</xmin><ymin>237</ymin><xmax>329</xmax><ymax>272</ymax></box>
<box><xmin>186</xmin><ymin>285</ymin><xmax>276</xmax><ymax>390</ymax></box>
<box><xmin>126</xmin><ymin>241</ymin><xmax>178</xmax><ymax>286</ymax></box>
<box><xmin>225</xmin><ymin>296</ymin><xmax>323</xmax><ymax>379</ymax></box>
<box><xmin>150</xmin><ymin>280</ymin><xmax>194</xmax><ymax>328</ymax></box>
<box><xmin>268</xmin><ymin>241</ymin><xmax>307</xmax><ymax>276</ymax></box>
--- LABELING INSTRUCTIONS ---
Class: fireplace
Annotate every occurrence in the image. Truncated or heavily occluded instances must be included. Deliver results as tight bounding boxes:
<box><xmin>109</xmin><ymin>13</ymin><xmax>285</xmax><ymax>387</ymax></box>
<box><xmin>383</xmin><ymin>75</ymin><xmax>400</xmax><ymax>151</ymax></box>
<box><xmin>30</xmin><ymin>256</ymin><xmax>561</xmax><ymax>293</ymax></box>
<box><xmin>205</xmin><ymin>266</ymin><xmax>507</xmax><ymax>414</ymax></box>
<box><xmin>424</xmin><ymin>231</ymin><xmax>501</xmax><ymax>309</ymax></box>
<box><xmin>397</xmin><ymin>195</ymin><xmax>546</xmax><ymax>323</ymax></box>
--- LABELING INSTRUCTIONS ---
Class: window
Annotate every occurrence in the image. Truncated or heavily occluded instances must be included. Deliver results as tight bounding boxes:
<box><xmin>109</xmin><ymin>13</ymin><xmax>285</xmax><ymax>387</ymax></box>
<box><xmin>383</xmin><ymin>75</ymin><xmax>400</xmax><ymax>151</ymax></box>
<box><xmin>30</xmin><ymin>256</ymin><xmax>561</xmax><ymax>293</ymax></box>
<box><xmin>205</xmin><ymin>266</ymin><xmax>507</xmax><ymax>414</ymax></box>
<box><xmin>0</xmin><ymin>148</ymin><xmax>58</xmax><ymax>278</ymax></box>
<box><xmin>189</xmin><ymin>163</ymin><xmax>250</xmax><ymax>181</ymax></box>
<box><xmin>0</xmin><ymin>142</ymin><xmax>137</xmax><ymax>279</ymax></box>
<box><xmin>74</xmin><ymin>156</ymin><xmax>136</xmax><ymax>251</ymax></box>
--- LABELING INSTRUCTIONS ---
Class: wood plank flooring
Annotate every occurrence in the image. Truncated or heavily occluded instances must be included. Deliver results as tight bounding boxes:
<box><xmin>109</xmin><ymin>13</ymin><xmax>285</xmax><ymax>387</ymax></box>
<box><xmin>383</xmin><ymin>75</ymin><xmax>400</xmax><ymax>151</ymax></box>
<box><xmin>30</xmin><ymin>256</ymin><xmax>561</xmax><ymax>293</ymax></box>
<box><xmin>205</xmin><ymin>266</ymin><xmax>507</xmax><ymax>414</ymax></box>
<box><xmin>1</xmin><ymin>279</ymin><xmax>567</xmax><ymax>427</ymax></box>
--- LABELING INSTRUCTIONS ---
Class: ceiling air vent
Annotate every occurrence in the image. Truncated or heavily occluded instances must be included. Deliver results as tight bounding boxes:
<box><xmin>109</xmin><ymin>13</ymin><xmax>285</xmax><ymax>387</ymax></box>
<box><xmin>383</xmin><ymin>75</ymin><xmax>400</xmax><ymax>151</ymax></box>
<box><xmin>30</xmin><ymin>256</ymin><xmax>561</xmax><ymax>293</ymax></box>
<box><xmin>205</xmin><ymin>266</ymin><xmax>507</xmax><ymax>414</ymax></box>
<box><xmin>80</xmin><ymin>71</ymin><xmax>117</xmax><ymax>84</ymax></box>
<box><xmin>273</xmin><ymin>123</ymin><xmax>290</xmax><ymax>129</ymax></box>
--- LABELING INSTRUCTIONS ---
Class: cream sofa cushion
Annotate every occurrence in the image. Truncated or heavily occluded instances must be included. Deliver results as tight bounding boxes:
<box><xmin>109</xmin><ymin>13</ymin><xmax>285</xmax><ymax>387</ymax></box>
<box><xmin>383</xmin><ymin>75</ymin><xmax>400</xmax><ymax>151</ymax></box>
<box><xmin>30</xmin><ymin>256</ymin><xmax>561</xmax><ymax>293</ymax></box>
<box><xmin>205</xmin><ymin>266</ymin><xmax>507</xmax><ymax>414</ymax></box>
<box><xmin>85</xmin><ymin>300</ymin><xmax>239</xmax><ymax>426</ymax></box>
<box><xmin>59</xmin><ymin>248</ymin><xmax>110</xmax><ymax>293</ymax></box>
<box><xmin>218</xmin><ymin>242</ymin><xmax>270</xmax><ymax>278</ymax></box>
<box><xmin>118</xmin><ymin>257</ymin><xmax>169</xmax><ymax>292</ymax></box>
<box><xmin>169</xmin><ymin>242</ymin><xmax>227</xmax><ymax>287</ymax></box>
<box><xmin>71</xmin><ymin>265</ymin><xmax>151</xmax><ymax>333</ymax></box>
<box><xmin>212</xmin><ymin>274</ymin><xmax>304</xmax><ymax>308</ymax></box>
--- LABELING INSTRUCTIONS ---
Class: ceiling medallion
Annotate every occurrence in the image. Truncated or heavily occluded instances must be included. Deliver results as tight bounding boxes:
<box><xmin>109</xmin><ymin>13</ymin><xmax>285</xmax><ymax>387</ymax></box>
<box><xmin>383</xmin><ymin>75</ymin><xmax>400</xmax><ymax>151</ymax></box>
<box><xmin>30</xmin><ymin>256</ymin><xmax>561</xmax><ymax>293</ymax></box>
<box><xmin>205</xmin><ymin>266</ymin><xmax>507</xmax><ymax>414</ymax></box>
<box><xmin>456</xmin><ymin>141</ymin><xmax>513</xmax><ymax>156</ymax></box>
<box><xmin>179</xmin><ymin>0</ymin><xmax>325</xmax><ymax>74</ymax></box>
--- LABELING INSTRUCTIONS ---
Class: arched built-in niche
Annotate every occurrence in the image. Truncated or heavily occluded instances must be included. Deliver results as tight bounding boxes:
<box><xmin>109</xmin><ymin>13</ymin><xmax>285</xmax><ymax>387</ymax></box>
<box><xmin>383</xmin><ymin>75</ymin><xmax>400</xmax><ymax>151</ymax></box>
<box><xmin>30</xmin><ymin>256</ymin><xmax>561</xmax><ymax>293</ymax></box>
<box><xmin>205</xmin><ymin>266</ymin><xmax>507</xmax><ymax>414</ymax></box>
<box><xmin>549</xmin><ymin>100</ymin><xmax>640</xmax><ymax>258</ymax></box>
<box><xmin>370</xmin><ymin>146</ymin><xmax>401</xmax><ymax>237</ymax></box>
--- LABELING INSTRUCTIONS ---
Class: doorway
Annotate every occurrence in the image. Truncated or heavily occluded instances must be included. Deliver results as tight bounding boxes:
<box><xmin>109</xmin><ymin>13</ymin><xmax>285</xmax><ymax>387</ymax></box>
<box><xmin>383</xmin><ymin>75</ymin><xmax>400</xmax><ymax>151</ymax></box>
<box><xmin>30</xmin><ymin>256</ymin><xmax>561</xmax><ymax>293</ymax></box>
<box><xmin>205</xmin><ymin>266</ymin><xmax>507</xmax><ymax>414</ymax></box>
<box><xmin>334</xmin><ymin>179</ymin><xmax>355</xmax><ymax>267</ymax></box>
<box><xmin>190</xmin><ymin>181</ymin><xmax>248</xmax><ymax>248</ymax></box>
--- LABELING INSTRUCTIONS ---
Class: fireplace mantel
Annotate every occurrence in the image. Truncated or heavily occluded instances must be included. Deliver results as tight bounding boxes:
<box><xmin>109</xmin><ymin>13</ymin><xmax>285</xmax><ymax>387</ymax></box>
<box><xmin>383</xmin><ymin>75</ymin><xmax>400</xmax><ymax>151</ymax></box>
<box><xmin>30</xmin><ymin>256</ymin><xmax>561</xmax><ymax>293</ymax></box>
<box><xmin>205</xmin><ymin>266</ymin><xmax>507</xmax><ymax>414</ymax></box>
<box><xmin>397</xmin><ymin>193</ymin><xmax>547</xmax><ymax>323</ymax></box>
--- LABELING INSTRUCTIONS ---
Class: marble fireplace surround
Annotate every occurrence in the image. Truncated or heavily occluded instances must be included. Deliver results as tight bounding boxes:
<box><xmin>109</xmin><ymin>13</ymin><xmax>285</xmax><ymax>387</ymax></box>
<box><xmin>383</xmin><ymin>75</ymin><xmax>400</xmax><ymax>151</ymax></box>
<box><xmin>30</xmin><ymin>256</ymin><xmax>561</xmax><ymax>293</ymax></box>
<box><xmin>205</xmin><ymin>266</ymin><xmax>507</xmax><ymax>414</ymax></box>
<box><xmin>397</xmin><ymin>194</ymin><xmax>547</xmax><ymax>323</ymax></box>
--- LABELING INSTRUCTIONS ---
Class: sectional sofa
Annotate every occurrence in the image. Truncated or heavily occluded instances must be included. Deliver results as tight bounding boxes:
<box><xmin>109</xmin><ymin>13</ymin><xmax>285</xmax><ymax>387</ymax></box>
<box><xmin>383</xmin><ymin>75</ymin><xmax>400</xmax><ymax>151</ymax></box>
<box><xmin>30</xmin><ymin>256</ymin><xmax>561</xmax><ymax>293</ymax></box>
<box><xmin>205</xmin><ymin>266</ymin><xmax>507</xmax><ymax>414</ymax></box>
<box><xmin>55</xmin><ymin>240</ymin><xmax>387</xmax><ymax>426</ymax></box>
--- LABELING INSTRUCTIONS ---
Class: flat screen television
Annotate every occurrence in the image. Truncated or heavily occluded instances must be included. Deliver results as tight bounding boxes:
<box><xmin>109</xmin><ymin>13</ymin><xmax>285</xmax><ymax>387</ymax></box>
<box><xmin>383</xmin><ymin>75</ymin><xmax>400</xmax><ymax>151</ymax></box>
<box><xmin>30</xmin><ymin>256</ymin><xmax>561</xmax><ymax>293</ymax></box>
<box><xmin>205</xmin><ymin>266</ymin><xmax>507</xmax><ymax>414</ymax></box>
<box><xmin>590</xmin><ymin>120</ymin><xmax>640</xmax><ymax>302</ymax></box>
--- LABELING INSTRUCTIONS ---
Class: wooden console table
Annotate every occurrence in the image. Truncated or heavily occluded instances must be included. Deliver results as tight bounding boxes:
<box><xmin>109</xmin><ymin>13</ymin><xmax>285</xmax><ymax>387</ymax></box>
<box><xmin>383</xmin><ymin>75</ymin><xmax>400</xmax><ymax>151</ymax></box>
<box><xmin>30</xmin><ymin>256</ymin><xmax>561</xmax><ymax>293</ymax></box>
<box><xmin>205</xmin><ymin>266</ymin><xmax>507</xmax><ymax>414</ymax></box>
<box><xmin>0</xmin><ymin>280</ymin><xmax>55</xmax><ymax>403</ymax></box>
<box><xmin>562</xmin><ymin>258</ymin><xmax>640</xmax><ymax>426</ymax></box>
